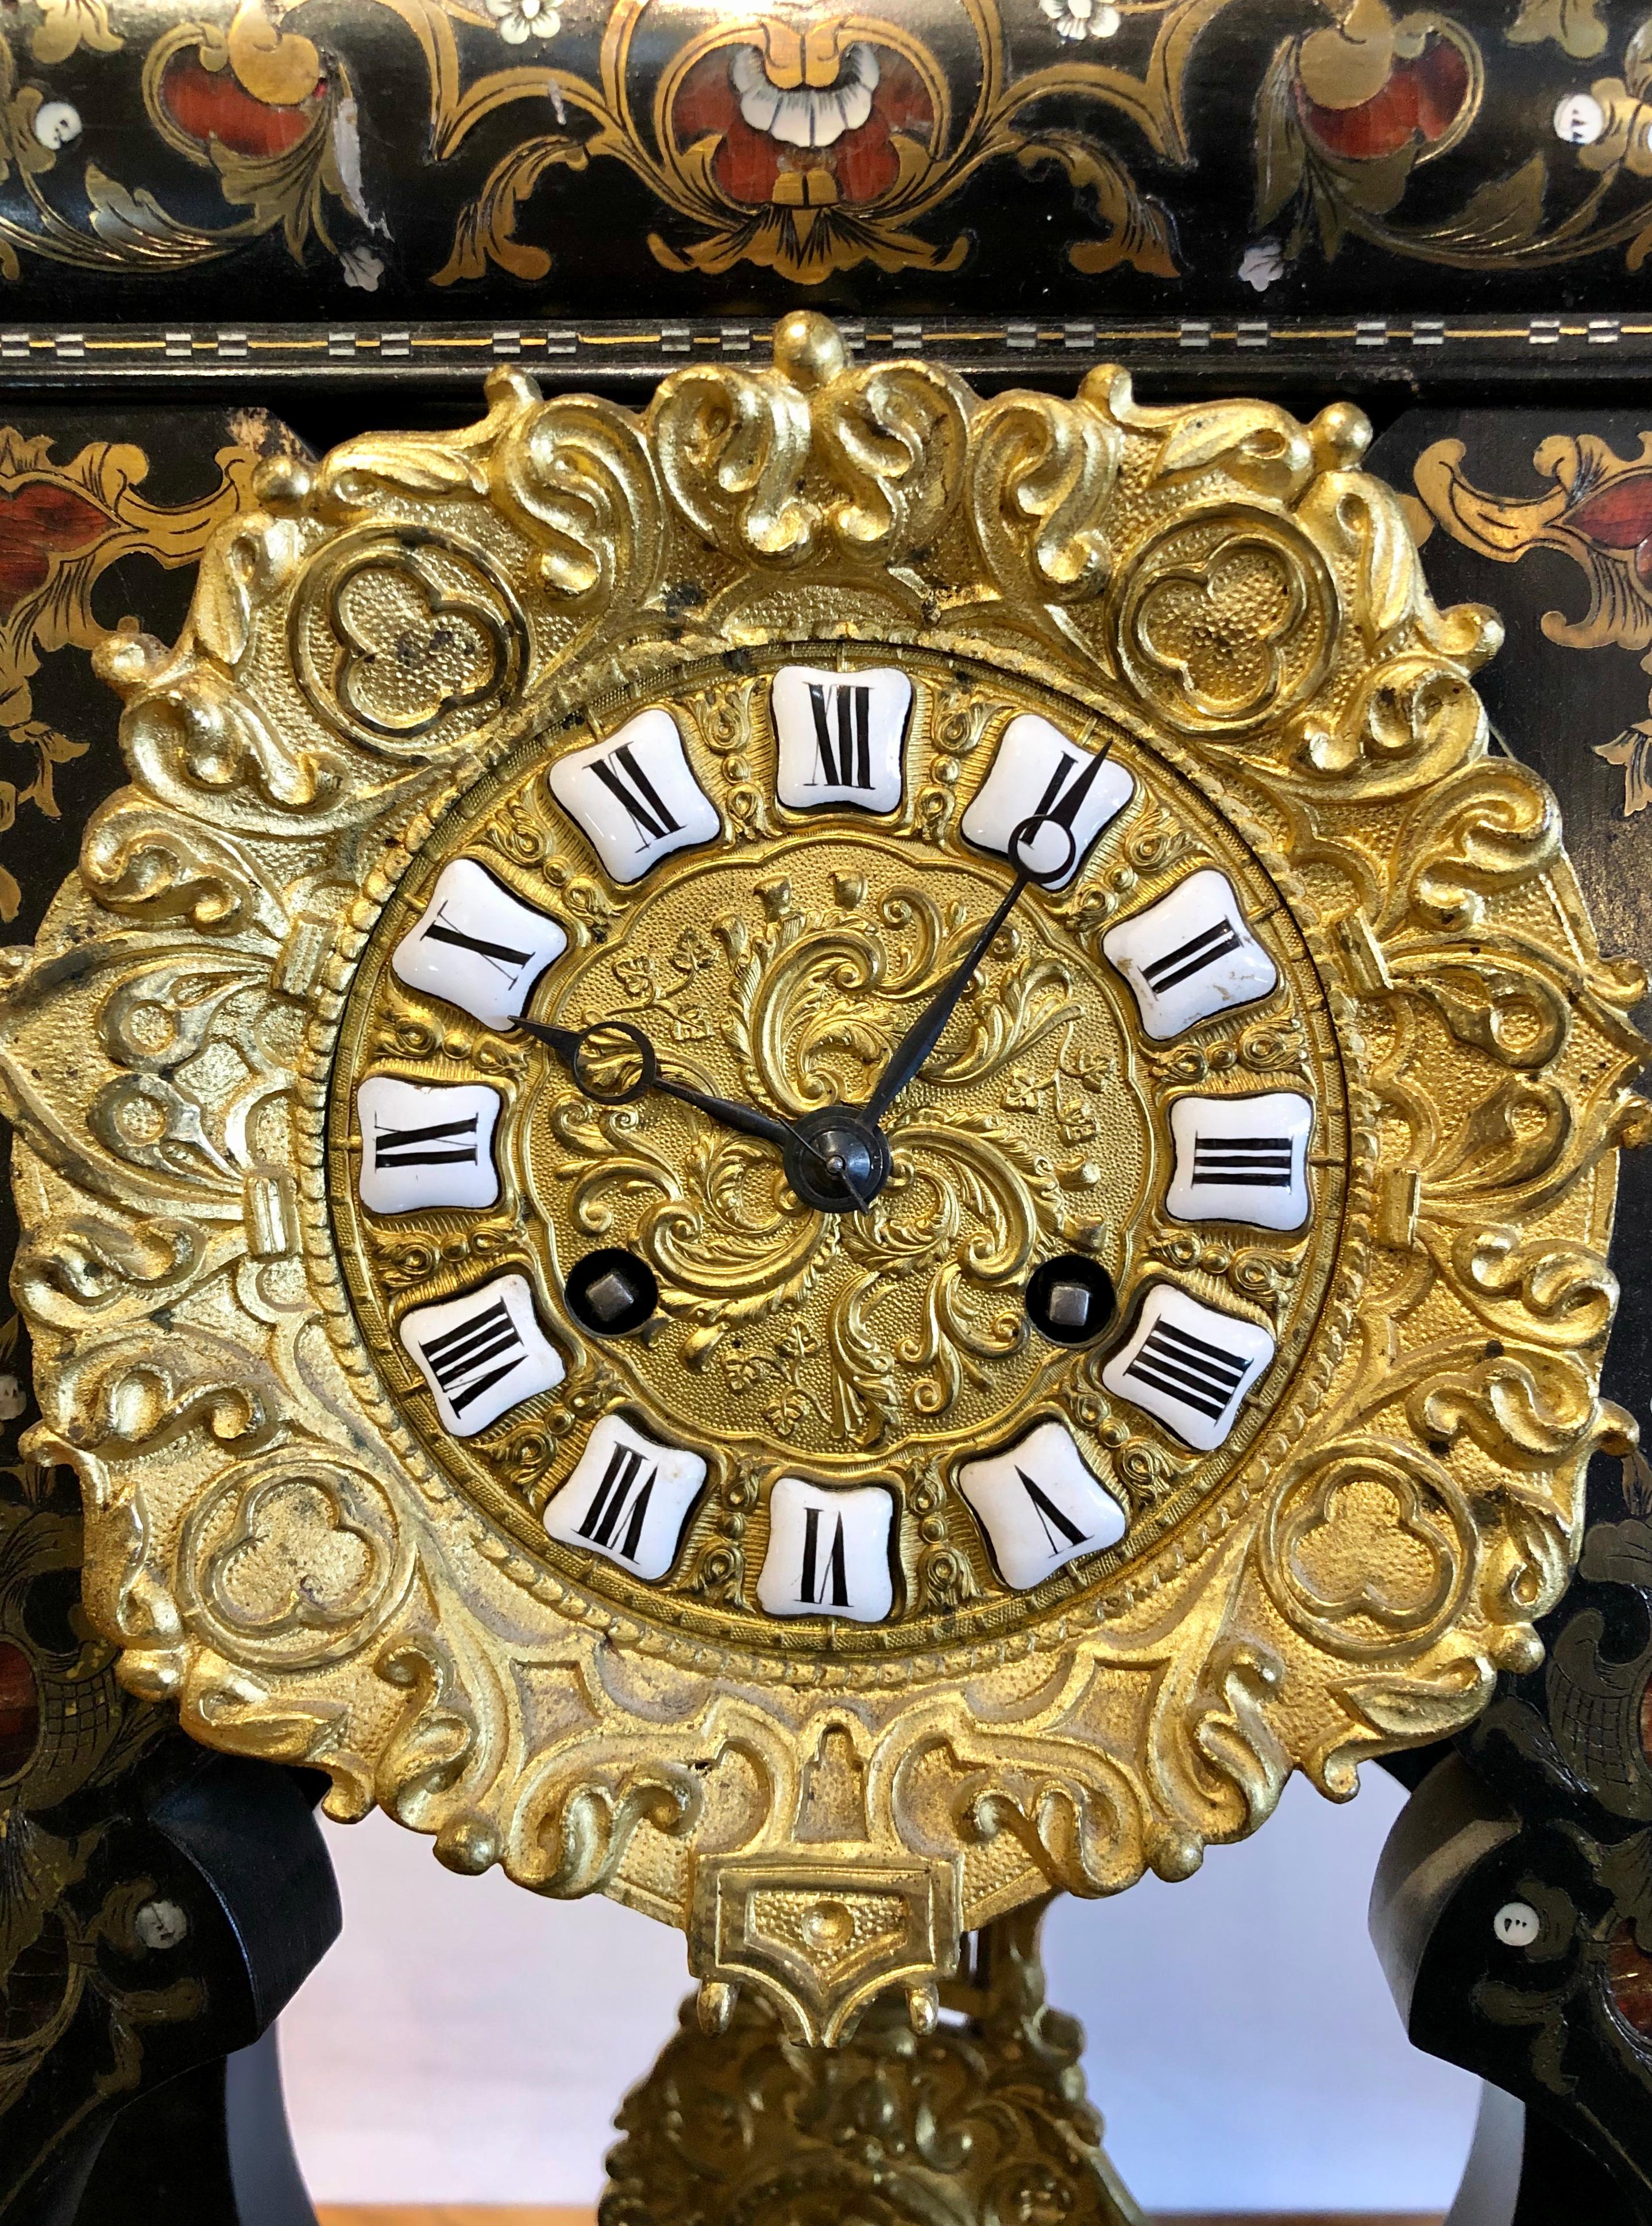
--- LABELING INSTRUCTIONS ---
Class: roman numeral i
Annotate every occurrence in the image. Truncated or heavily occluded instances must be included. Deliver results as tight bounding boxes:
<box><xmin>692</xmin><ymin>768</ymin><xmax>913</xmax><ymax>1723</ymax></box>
<box><xmin>416</xmin><ymin>1298</ymin><xmax>525</xmax><ymax>1417</ymax></box>
<box><xmin>806</xmin><ymin>682</ymin><xmax>872</xmax><ymax>789</ymax></box>
<box><xmin>1033</xmin><ymin>748</ymin><xmax>1109</xmax><ymax>830</ymax></box>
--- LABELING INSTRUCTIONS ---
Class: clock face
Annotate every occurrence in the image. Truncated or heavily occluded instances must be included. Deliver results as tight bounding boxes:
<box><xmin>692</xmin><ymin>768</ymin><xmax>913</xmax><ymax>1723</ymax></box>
<box><xmin>7</xmin><ymin>323</ymin><xmax>1635</xmax><ymax>2043</ymax></box>
<box><xmin>329</xmin><ymin>643</ymin><xmax>1349</xmax><ymax>1656</ymax></box>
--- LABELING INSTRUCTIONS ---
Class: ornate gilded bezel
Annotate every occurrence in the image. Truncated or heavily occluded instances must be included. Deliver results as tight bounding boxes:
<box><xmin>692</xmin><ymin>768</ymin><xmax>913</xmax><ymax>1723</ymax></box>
<box><xmin>0</xmin><ymin>314</ymin><xmax>1643</xmax><ymax>2044</ymax></box>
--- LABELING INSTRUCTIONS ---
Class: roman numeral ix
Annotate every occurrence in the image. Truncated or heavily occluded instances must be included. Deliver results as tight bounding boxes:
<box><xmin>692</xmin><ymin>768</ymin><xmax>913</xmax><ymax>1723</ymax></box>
<box><xmin>806</xmin><ymin>682</ymin><xmax>872</xmax><ymax>789</ymax></box>
<box><xmin>1125</xmin><ymin>1318</ymin><xmax>1249</xmax><ymax>1423</ymax></box>
<box><xmin>1141</xmin><ymin>917</ymin><xmax>1244</xmax><ymax>996</ymax></box>
<box><xmin>576</xmin><ymin>1443</ymin><xmax>657</xmax><ymax>1564</ymax></box>
<box><xmin>419</xmin><ymin>905</ymin><xmax>533</xmax><ymax>985</ymax></box>
<box><xmin>416</xmin><ymin>1298</ymin><xmax>525</xmax><ymax>1417</ymax></box>
<box><xmin>1191</xmin><ymin>1135</ymin><xmax>1293</xmax><ymax>1188</ymax></box>
<box><xmin>588</xmin><ymin>742</ymin><xmax>682</xmax><ymax>848</ymax></box>
<box><xmin>372</xmin><ymin>1114</ymin><xmax>480</xmax><ymax>1170</ymax></box>
<box><xmin>799</xmin><ymin>1507</ymin><xmax>850</xmax><ymax>1608</ymax></box>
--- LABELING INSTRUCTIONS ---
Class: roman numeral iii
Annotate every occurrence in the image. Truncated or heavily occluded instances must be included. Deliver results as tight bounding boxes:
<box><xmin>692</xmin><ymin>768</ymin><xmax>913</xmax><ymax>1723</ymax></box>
<box><xmin>399</xmin><ymin>1272</ymin><xmax>565</xmax><ymax>1438</ymax></box>
<box><xmin>1165</xmin><ymin>1090</ymin><xmax>1313</xmax><ymax>1233</ymax></box>
<box><xmin>543</xmin><ymin>1415</ymin><xmax>708</xmax><ymax>1581</ymax></box>
<box><xmin>1102</xmin><ymin>867</ymin><xmax>1278</xmax><ymax>1040</ymax></box>
<box><xmin>958</xmin><ymin>1420</ymin><xmax>1127</xmax><ymax>1590</ymax></box>
<box><xmin>1101</xmin><ymin>1285</ymin><xmax>1276</xmax><ymax>1453</ymax></box>
<box><xmin>356</xmin><ymin>1077</ymin><xmax>503</xmax><ymax>1216</ymax></box>
<box><xmin>548</xmin><ymin>707</ymin><xmax>720</xmax><ymax>884</ymax></box>
<box><xmin>771</xmin><ymin>665</ymin><xmax>912</xmax><ymax>815</ymax></box>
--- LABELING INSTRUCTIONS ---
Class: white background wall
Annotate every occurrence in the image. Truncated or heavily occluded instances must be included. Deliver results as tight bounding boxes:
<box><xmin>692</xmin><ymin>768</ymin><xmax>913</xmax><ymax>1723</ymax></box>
<box><xmin>280</xmin><ymin>1766</ymin><xmax>1480</xmax><ymax>2213</ymax></box>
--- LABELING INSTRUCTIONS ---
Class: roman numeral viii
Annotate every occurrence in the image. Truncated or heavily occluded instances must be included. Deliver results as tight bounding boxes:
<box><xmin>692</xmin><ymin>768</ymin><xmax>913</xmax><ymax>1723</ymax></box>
<box><xmin>588</xmin><ymin>741</ymin><xmax>682</xmax><ymax>848</ymax></box>
<box><xmin>576</xmin><ymin>1442</ymin><xmax>657</xmax><ymax>1564</ymax></box>
<box><xmin>1190</xmin><ymin>1135</ymin><xmax>1293</xmax><ymax>1187</ymax></box>
<box><xmin>1124</xmin><ymin>1317</ymin><xmax>1249</xmax><ymax>1423</ymax></box>
<box><xmin>372</xmin><ymin>1113</ymin><xmax>480</xmax><ymax>1171</ymax></box>
<box><xmin>415</xmin><ymin>1298</ymin><xmax>525</xmax><ymax>1417</ymax></box>
<box><xmin>806</xmin><ymin>682</ymin><xmax>873</xmax><ymax>789</ymax></box>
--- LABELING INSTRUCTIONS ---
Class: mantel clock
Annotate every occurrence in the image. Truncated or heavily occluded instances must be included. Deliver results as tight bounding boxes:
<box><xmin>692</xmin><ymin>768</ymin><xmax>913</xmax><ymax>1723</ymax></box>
<box><xmin>0</xmin><ymin>313</ymin><xmax>1640</xmax><ymax>2047</ymax></box>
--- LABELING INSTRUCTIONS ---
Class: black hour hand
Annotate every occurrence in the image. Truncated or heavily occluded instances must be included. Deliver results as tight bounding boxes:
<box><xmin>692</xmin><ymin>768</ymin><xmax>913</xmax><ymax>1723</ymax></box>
<box><xmin>516</xmin><ymin>1016</ymin><xmax>797</xmax><ymax>1152</ymax></box>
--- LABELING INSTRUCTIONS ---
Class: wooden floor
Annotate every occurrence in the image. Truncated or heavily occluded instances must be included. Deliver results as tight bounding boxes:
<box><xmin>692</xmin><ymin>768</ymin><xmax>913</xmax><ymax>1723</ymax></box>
<box><xmin>315</xmin><ymin>2209</ymin><xmax>1445</xmax><ymax>2225</ymax></box>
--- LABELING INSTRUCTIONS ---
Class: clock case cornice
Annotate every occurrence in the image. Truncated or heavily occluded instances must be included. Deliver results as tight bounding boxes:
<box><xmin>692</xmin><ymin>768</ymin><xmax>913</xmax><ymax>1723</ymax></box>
<box><xmin>0</xmin><ymin>311</ymin><xmax>1641</xmax><ymax>2047</ymax></box>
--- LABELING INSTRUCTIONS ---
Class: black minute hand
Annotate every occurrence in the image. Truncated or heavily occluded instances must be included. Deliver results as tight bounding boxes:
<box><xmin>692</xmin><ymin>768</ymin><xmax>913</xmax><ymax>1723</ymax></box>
<box><xmin>516</xmin><ymin>1016</ymin><xmax>797</xmax><ymax>1152</ymax></box>
<box><xmin>862</xmin><ymin>813</ymin><xmax>1078</xmax><ymax>1129</ymax></box>
<box><xmin>862</xmin><ymin>872</ymin><xmax>1031</xmax><ymax>1126</ymax></box>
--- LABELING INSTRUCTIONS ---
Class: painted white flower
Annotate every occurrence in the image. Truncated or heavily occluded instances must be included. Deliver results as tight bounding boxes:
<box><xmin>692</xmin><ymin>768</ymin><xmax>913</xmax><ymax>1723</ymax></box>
<box><xmin>487</xmin><ymin>0</ymin><xmax>559</xmax><ymax>43</ymax></box>
<box><xmin>340</xmin><ymin>245</ymin><xmax>384</xmax><ymax>292</ymax></box>
<box><xmin>1240</xmin><ymin>238</ymin><xmax>1286</xmax><ymax>292</ymax></box>
<box><xmin>732</xmin><ymin>40</ymin><xmax>878</xmax><ymax>148</ymax></box>
<box><xmin>1040</xmin><ymin>0</ymin><xmax>1122</xmax><ymax>41</ymax></box>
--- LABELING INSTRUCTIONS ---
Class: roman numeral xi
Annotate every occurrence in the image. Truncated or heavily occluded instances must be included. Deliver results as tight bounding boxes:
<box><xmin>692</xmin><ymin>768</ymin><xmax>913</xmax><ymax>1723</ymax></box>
<box><xmin>588</xmin><ymin>741</ymin><xmax>681</xmax><ymax>848</ymax></box>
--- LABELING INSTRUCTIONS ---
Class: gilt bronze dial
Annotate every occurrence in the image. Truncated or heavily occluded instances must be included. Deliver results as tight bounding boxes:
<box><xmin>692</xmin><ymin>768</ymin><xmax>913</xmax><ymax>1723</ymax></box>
<box><xmin>0</xmin><ymin>315</ymin><xmax>1641</xmax><ymax>2044</ymax></box>
<box><xmin>332</xmin><ymin>643</ymin><xmax>1349</xmax><ymax>1656</ymax></box>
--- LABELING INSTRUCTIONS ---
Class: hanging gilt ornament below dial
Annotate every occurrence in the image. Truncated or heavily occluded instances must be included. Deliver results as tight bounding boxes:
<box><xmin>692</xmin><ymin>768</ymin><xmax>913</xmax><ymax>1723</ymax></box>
<box><xmin>331</xmin><ymin>646</ymin><xmax>1350</xmax><ymax>1648</ymax></box>
<box><xmin>2</xmin><ymin>315</ymin><xmax>1641</xmax><ymax>2046</ymax></box>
